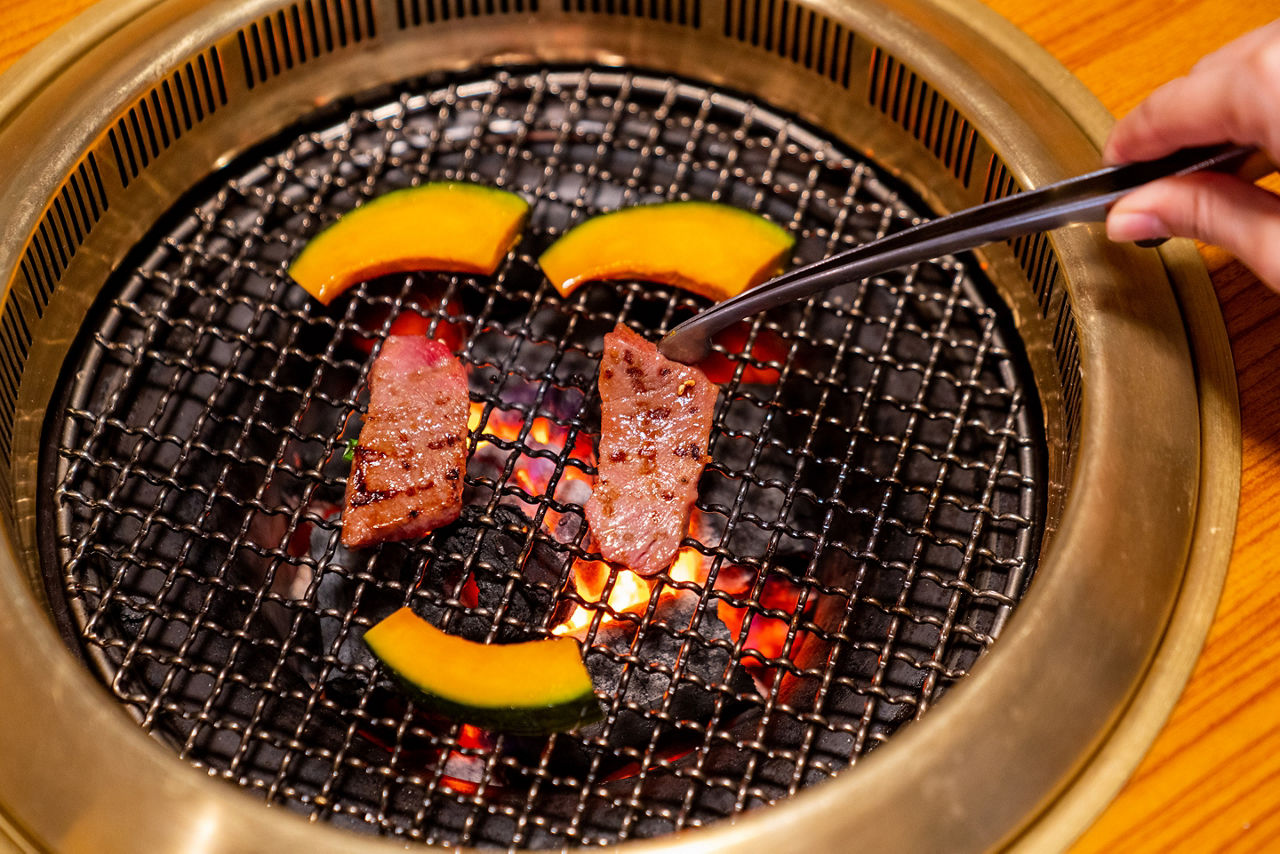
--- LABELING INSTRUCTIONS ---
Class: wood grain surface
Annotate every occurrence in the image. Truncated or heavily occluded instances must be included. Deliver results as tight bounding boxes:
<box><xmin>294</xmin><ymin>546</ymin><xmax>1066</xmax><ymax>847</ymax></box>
<box><xmin>985</xmin><ymin>3</ymin><xmax>1280</xmax><ymax>852</ymax></box>
<box><xmin>1</xmin><ymin>0</ymin><xmax>1277</xmax><ymax>850</ymax></box>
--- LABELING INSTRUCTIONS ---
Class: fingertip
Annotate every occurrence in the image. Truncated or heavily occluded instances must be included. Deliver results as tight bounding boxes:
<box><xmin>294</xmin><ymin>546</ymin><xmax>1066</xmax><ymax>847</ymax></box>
<box><xmin>1100</xmin><ymin>136</ymin><xmax>1123</xmax><ymax>167</ymax></box>
<box><xmin>1102</xmin><ymin>107</ymin><xmax>1146</xmax><ymax>166</ymax></box>
<box><xmin>1106</xmin><ymin>209</ymin><xmax>1172</xmax><ymax>244</ymax></box>
<box><xmin>1101</xmin><ymin>134</ymin><xmax>1140</xmax><ymax>167</ymax></box>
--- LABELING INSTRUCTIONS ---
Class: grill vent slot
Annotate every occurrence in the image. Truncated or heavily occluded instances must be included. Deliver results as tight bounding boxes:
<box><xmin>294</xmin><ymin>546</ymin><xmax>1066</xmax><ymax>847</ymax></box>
<box><xmin>869</xmin><ymin>46</ymin><xmax>977</xmax><ymax>186</ymax></box>
<box><xmin>723</xmin><ymin>0</ymin><xmax>854</xmax><ymax>85</ymax></box>
<box><xmin>982</xmin><ymin>153</ymin><xmax>1063</xmax><ymax>314</ymax></box>
<box><xmin>0</xmin><ymin>298</ymin><xmax>32</xmax><ymax>467</ymax></box>
<box><xmin>979</xmin><ymin>151</ymin><xmax>1079</xmax><ymax>441</ymax></box>
<box><xmin>17</xmin><ymin>155</ymin><xmax>108</xmax><ymax>320</ymax></box>
<box><xmin>1054</xmin><ymin>303</ymin><xmax>1082</xmax><ymax>441</ymax></box>
<box><xmin>107</xmin><ymin>48</ymin><xmax>227</xmax><ymax>187</ymax></box>
<box><xmin>1017</xmin><ymin>229</ymin><xmax>1078</xmax><ymax>442</ymax></box>
<box><xmin>238</xmin><ymin>0</ymin><xmax>377</xmax><ymax>89</ymax></box>
<box><xmin>1013</xmin><ymin>232</ymin><xmax>1059</xmax><ymax>310</ymax></box>
<box><xmin>561</xmin><ymin>0</ymin><xmax>699</xmax><ymax>26</ymax></box>
<box><xmin>982</xmin><ymin>154</ymin><xmax>1018</xmax><ymax>204</ymax></box>
<box><xmin>397</xmin><ymin>0</ymin><xmax>538</xmax><ymax>25</ymax></box>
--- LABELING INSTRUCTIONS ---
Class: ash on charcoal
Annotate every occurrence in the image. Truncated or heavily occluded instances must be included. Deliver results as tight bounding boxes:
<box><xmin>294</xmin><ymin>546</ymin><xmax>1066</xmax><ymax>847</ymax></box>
<box><xmin>411</xmin><ymin>504</ymin><xmax>568</xmax><ymax>643</ymax></box>
<box><xmin>552</xmin><ymin>478</ymin><xmax>592</xmax><ymax>544</ymax></box>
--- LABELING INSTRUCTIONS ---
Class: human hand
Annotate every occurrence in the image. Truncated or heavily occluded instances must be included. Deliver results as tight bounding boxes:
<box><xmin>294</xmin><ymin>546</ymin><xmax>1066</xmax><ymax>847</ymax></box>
<box><xmin>1104</xmin><ymin>19</ymin><xmax>1280</xmax><ymax>288</ymax></box>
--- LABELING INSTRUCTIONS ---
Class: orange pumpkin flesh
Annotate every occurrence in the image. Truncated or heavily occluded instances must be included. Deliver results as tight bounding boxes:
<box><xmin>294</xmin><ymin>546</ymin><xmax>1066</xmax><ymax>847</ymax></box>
<box><xmin>538</xmin><ymin>201</ymin><xmax>794</xmax><ymax>300</ymax></box>
<box><xmin>288</xmin><ymin>182</ymin><xmax>529</xmax><ymax>304</ymax></box>
<box><xmin>363</xmin><ymin>608</ymin><xmax>601</xmax><ymax>734</ymax></box>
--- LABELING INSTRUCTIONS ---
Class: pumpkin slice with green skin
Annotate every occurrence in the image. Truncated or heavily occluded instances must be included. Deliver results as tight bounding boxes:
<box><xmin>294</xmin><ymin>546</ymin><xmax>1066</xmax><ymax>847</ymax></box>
<box><xmin>364</xmin><ymin>607</ymin><xmax>602</xmax><ymax>734</ymax></box>
<box><xmin>538</xmin><ymin>201</ymin><xmax>794</xmax><ymax>300</ymax></box>
<box><xmin>289</xmin><ymin>182</ymin><xmax>529</xmax><ymax>304</ymax></box>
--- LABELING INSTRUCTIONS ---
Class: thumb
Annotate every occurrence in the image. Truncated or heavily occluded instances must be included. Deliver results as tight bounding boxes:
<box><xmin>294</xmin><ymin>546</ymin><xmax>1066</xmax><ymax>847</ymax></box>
<box><xmin>1106</xmin><ymin>172</ymin><xmax>1280</xmax><ymax>290</ymax></box>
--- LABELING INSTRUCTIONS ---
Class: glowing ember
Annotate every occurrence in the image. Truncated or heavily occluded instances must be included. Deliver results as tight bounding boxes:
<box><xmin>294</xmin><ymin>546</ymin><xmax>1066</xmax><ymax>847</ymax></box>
<box><xmin>714</xmin><ymin>570</ymin><xmax>814</xmax><ymax>679</ymax></box>
<box><xmin>353</xmin><ymin>720</ymin><xmax>498</xmax><ymax>796</ymax></box>
<box><xmin>530</xmin><ymin>417</ymin><xmax>552</xmax><ymax>446</ymax></box>
<box><xmin>439</xmin><ymin>723</ymin><xmax>491</xmax><ymax>795</ymax></box>
<box><xmin>696</xmin><ymin>322</ymin><xmax>787</xmax><ymax>384</ymax></box>
<box><xmin>349</xmin><ymin>301</ymin><xmax>469</xmax><ymax>355</ymax></box>
<box><xmin>468</xmin><ymin>402</ymin><xmax>594</xmax><ymax>535</ymax></box>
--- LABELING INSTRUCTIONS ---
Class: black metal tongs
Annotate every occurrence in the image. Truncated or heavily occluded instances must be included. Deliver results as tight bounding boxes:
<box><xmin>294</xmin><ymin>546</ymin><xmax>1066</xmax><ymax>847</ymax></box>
<box><xmin>658</xmin><ymin>144</ymin><xmax>1265</xmax><ymax>364</ymax></box>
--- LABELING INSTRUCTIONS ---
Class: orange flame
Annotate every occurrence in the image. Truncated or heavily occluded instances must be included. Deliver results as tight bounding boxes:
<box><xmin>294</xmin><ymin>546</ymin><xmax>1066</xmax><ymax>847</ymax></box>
<box><xmin>551</xmin><ymin>560</ymin><xmax>653</xmax><ymax>636</ymax></box>
<box><xmin>551</xmin><ymin>543</ymin><xmax>710</xmax><ymax>638</ymax></box>
<box><xmin>668</xmin><ymin>545</ymin><xmax>704</xmax><ymax>585</ymax></box>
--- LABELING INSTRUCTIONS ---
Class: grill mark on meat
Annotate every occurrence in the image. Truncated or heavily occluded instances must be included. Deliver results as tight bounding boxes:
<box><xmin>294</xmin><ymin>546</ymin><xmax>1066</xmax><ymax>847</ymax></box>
<box><xmin>585</xmin><ymin>323</ymin><xmax>719</xmax><ymax>576</ymax></box>
<box><xmin>674</xmin><ymin>442</ymin><xmax>702</xmax><ymax>459</ymax></box>
<box><xmin>348</xmin><ymin>447</ymin><xmax>403</xmax><ymax>507</ymax></box>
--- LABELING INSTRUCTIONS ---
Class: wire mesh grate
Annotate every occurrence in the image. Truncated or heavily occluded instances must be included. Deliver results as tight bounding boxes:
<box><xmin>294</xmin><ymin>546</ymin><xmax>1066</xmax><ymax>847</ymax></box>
<box><xmin>47</xmin><ymin>65</ymin><xmax>1043</xmax><ymax>848</ymax></box>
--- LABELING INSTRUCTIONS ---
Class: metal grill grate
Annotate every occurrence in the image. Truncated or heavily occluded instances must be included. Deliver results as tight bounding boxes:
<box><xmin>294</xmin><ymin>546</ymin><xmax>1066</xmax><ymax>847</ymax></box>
<box><xmin>46</xmin><ymin>65</ymin><xmax>1043</xmax><ymax>848</ymax></box>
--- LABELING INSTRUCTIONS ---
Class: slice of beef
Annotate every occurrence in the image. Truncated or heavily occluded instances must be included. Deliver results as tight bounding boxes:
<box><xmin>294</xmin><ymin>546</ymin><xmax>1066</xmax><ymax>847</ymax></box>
<box><xmin>585</xmin><ymin>323</ymin><xmax>719</xmax><ymax>576</ymax></box>
<box><xmin>341</xmin><ymin>336</ymin><xmax>469</xmax><ymax>548</ymax></box>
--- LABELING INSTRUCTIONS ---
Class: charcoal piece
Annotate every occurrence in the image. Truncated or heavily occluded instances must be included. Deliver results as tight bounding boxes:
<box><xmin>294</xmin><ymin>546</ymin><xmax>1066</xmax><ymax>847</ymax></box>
<box><xmin>412</xmin><ymin>504</ymin><xmax>566</xmax><ymax>643</ymax></box>
<box><xmin>501</xmin><ymin>589</ymin><xmax>755</xmax><ymax>779</ymax></box>
<box><xmin>577</xmin><ymin>589</ymin><xmax>754</xmax><ymax>756</ymax></box>
<box><xmin>107</xmin><ymin>595</ymin><xmax>149</xmax><ymax>641</ymax></box>
<box><xmin>317</xmin><ymin>567</ymin><xmax>396</xmax><ymax>699</ymax></box>
<box><xmin>706</xmin><ymin>703</ymin><xmax>860</xmax><ymax>800</ymax></box>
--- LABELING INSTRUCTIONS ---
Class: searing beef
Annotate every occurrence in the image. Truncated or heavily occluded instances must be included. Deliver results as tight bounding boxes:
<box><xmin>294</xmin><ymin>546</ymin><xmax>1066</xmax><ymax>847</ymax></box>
<box><xmin>585</xmin><ymin>323</ymin><xmax>719</xmax><ymax>576</ymax></box>
<box><xmin>341</xmin><ymin>336</ymin><xmax>469</xmax><ymax>548</ymax></box>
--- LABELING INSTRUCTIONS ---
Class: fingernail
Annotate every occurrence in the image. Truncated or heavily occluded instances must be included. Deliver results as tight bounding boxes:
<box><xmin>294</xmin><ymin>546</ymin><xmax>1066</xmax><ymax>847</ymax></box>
<box><xmin>1106</xmin><ymin>211</ymin><xmax>1172</xmax><ymax>244</ymax></box>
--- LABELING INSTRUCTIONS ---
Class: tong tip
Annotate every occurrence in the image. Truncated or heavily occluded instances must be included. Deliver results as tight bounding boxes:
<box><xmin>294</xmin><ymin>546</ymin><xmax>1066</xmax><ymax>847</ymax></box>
<box><xmin>656</xmin><ymin>329</ymin><xmax>711</xmax><ymax>365</ymax></box>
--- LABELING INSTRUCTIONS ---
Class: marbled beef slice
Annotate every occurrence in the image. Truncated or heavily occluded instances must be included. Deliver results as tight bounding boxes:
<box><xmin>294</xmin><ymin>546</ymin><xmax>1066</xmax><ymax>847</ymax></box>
<box><xmin>585</xmin><ymin>323</ymin><xmax>719</xmax><ymax>576</ymax></box>
<box><xmin>342</xmin><ymin>336</ymin><xmax>469</xmax><ymax>548</ymax></box>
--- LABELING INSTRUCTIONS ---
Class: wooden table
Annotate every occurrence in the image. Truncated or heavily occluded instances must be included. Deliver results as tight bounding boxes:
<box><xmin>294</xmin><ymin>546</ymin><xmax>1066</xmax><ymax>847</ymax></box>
<box><xmin>984</xmin><ymin>4</ymin><xmax>1280</xmax><ymax>851</ymax></box>
<box><xmin>2</xmin><ymin>0</ymin><xmax>1278</xmax><ymax>850</ymax></box>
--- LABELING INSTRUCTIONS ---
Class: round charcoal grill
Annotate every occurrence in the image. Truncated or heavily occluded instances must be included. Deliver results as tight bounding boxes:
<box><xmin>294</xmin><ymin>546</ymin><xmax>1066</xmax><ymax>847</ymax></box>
<box><xmin>0</xmin><ymin>0</ymin><xmax>1238</xmax><ymax>852</ymax></box>
<box><xmin>48</xmin><ymin>67</ymin><xmax>1042</xmax><ymax>846</ymax></box>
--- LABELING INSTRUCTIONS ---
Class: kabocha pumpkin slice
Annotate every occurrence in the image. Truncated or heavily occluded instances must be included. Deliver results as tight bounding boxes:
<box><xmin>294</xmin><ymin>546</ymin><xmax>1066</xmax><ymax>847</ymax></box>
<box><xmin>289</xmin><ymin>182</ymin><xmax>529</xmax><ymax>304</ymax></box>
<box><xmin>538</xmin><ymin>201</ymin><xmax>794</xmax><ymax>300</ymax></box>
<box><xmin>364</xmin><ymin>608</ymin><xmax>602</xmax><ymax>734</ymax></box>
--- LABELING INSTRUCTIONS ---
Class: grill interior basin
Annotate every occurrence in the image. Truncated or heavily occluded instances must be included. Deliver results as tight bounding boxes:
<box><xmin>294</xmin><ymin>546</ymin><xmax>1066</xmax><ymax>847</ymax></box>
<box><xmin>0</xmin><ymin>0</ymin><xmax>1237</xmax><ymax>852</ymax></box>
<box><xmin>49</xmin><ymin>66</ymin><xmax>1043</xmax><ymax>846</ymax></box>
